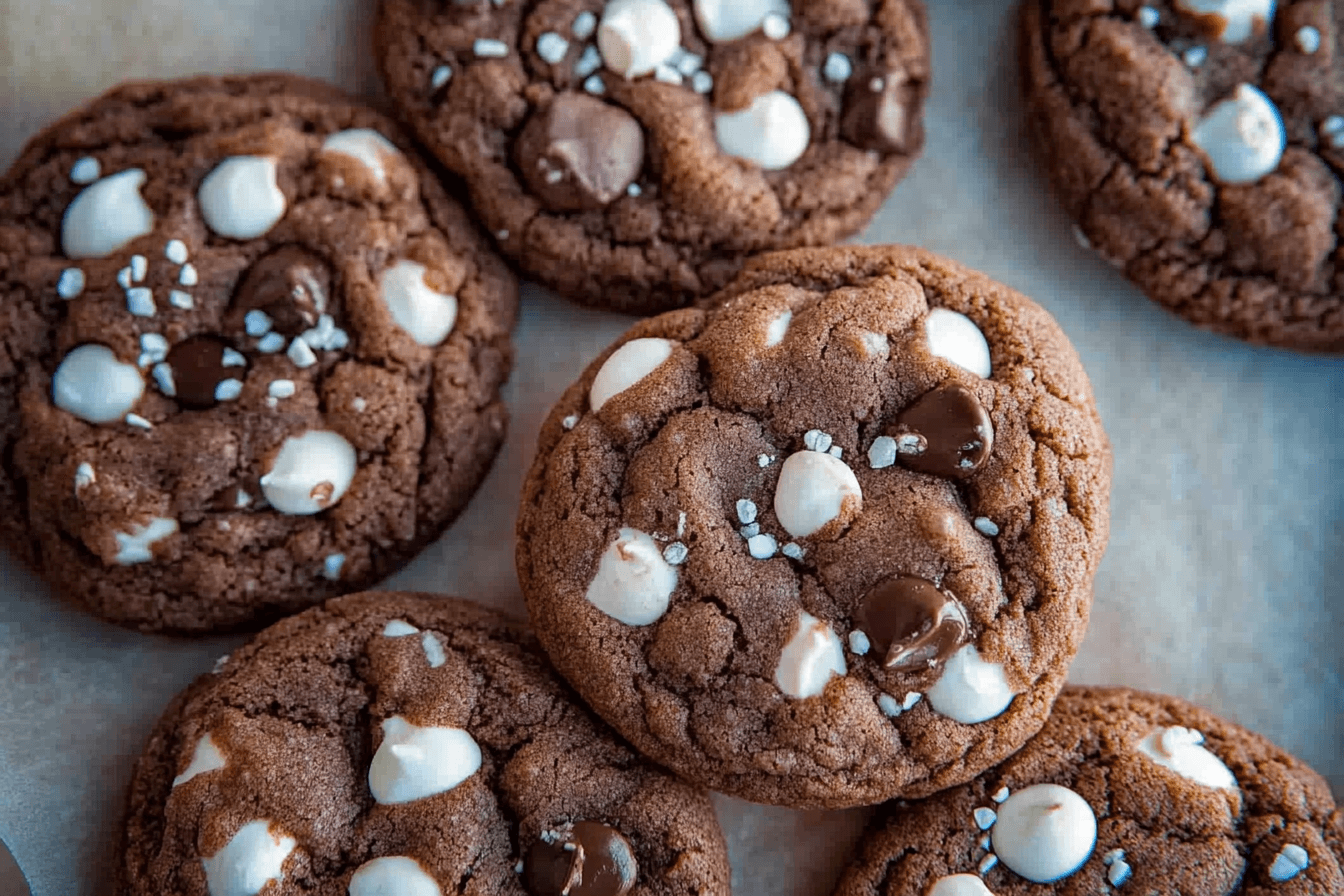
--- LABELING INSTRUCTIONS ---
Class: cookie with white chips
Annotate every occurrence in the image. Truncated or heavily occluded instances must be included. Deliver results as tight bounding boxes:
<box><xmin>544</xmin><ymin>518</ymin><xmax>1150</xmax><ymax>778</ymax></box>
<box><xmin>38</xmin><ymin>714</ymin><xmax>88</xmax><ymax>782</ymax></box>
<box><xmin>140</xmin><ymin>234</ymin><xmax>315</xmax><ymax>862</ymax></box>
<box><xmin>516</xmin><ymin>245</ymin><xmax>1112</xmax><ymax>807</ymax></box>
<box><xmin>0</xmin><ymin>74</ymin><xmax>518</xmax><ymax>631</ymax></box>
<box><xmin>374</xmin><ymin>0</ymin><xmax>930</xmax><ymax>314</ymax></box>
<box><xmin>833</xmin><ymin>687</ymin><xmax>1344</xmax><ymax>896</ymax></box>
<box><xmin>1023</xmin><ymin>0</ymin><xmax>1344</xmax><ymax>352</ymax></box>
<box><xmin>118</xmin><ymin>592</ymin><xmax>730</xmax><ymax>896</ymax></box>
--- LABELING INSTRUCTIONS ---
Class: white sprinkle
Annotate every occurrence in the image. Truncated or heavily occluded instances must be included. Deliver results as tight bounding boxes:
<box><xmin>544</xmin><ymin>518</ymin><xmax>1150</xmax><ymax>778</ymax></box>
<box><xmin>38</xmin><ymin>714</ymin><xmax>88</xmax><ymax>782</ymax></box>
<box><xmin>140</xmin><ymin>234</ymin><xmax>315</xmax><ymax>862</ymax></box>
<box><xmin>583</xmin><ymin>74</ymin><xmax>606</xmax><ymax>95</ymax></box>
<box><xmin>1072</xmin><ymin>224</ymin><xmax>1091</xmax><ymax>249</ymax></box>
<box><xmin>244</xmin><ymin>309</ymin><xmax>273</xmax><ymax>337</ymax></box>
<box><xmin>663</xmin><ymin>542</ymin><xmax>688</xmax><ymax>565</ymax></box>
<box><xmin>268</xmin><ymin>379</ymin><xmax>296</xmax><ymax>399</ymax></box>
<box><xmin>169</xmin><ymin>290</ymin><xmax>194</xmax><ymax>310</ymax></box>
<box><xmin>125</xmin><ymin>413</ymin><xmax>153</xmax><ymax>429</ymax></box>
<box><xmin>978</xmin><ymin>854</ymin><xmax>998</xmax><ymax>874</ymax></box>
<box><xmin>572</xmin><ymin>10</ymin><xmax>597</xmax><ymax>39</ymax></box>
<box><xmin>1137</xmin><ymin>5</ymin><xmax>1159</xmax><ymax>28</ymax></box>
<box><xmin>421</xmin><ymin>631</ymin><xmax>447</xmax><ymax>668</ymax></box>
<box><xmin>992</xmin><ymin>786</ymin><xmax>1011</xmax><ymax>804</ymax></box>
<box><xmin>691</xmin><ymin>70</ymin><xmax>713</xmax><ymax>94</ymax></box>
<box><xmin>1269</xmin><ymin>844</ymin><xmax>1310</xmax><ymax>882</ymax></box>
<box><xmin>828</xmin><ymin>445</ymin><xmax>842</xmax><ymax>459</ymax></box>
<box><xmin>876</xmin><ymin>693</ymin><xmax>901</xmax><ymax>717</ymax></box>
<box><xmin>475</xmin><ymin>38</ymin><xmax>509</xmax><ymax>58</ymax></box>
<box><xmin>214</xmin><ymin>378</ymin><xmax>244</xmax><ymax>402</ymax></box>
<box><xmin>179</xmin><ymin>263</ymin><xmax>199</xmax><ymax>287</ymax></box>
<box><xmin>318</xmin><ymin>553</ymin><xmax>345</xmax><ymax>581</ymax></box>
<box><xmin>152</xmin><ymin>363</ymin><xmax>176</xmax><ymax>396</ymax></box>
<box><xmin>540</xmin><ymin>830</ymin><xmax>560</xmax><ymax>845</ymax></box>
<box><xmin>236</xmin><ymin>490</ymin><xmax>252</xmax><ymax>508</ymax></box>
<box><xmin>675</xmin><ymin>51</ymin><xmax>703</xmax><ymax>76</ymax></box>
<box><xmin>626</xmin><ymin>183</ymin><xmax>642</xmax><ymax>197</ymax></box>
<box><xmin>126</xmin><ymin>288</ymin><xmax>155</xmax><ymax>317</ymax></box>
<box><xmin>848</xmin><ymin>630</ymin><xmax>870</xmax><ymax>655</ymax></box>
<box><xmin>212</xmin><ymin>654</ymin><xmax>231</xmax><ymax>673</ymax></box>
<box><xmin>979</xmin><ymin>834</ymin><xmax>991</xmax><ymax>850</ymax></box>
<box><xmin>130</xmin><ymin>255</ymin><xmax>147</xmax><ymax>282</ymax></box>
<box><xmin>1183</xmin><ymin>45</ymin><xmax>1208</xmax><ymax>67</ymax></box>
<box><xmin>823</xmin><ymin>52</ymin><xmax>853</xmax><ymax>83</ymax></box>
<box><xmin>1103</xmin><ymin>849</ymin><xmax>1125</xmax><ymax>865</ymax></box>
<box><xmin>654</xmin><ymin>64</ymin><xmax>683</xmax><ymax>85</ymax></box>
<box><xmin>1108</xmin><ymin>859</ymin><xmax>1132</xmax><ymax>886</ymax></box>
<box><xmin>352</xmin><ymin>397</ymin><xmax>368</xmax><ymax>413</ymax></box>
<box><xmin>545</xmin><ymin>168</ymin><xmax>564</xmax><ymax>184</ymax></box>
<box><xmin>896</xmin><ymin>433</ymin><xmax>925</xmax><ymax>455</ymax></box>
<box><xmin>74</xmin><ymin>462</ymin><xmax>95</xmax><ymax>491</ymax></box>
<box><xmin>514</xmin><ymin>860</ymin><xmax>525</xmax><ymax>875</ymax></box>
<box><xmin>575</xmin><ymin>44</ymin><xmax>602</xmax><ymax>78</ymax></box>
<box><xmin>497</xmin><ymin>229</ymin><xmax>510</xmax><ymax>240</ymax></box>
<box><xmin>537</xmin><ymin>31</ymin><xmax>569</xmax><ymax>64</ymax></box>
<box><xmin>117</xmin><ymin>267</ymin><xmax>133</xmax><ymax>290</ymax></box>
<box><xmin>762</xmin><ymin>12</ymin><xmax>790</xmax><ymax>39</ymax></box>
<box><xmin>781</xmin><ymin>542</ymin><xmax>803</xmax><ymax>559</ymax></box>
<box><xmin>288</xmin><ymin>338</ymin><xmax>317</xmax><ymax>369</ymax></box>
<box><xmin>69</xmin><ymin>157</ymin><xmax>101</xmax><ymax>184</ymax></box>
<box><xmin>736</xmin><ymin>499</ymin><xmax>758</xmax><ymax>524</ymax></box>
<box><xmin>431</xmin><ymin>65</ymin><xmax>453</xmax><ymax>90</ymax></box>
<box><xmin>562</xmin><ymin>413</ymin><xmax>579</xmax><ymax>430</ymax></box>
<box><xmin>1296</xmin><ymin>26</ymin><xmax>1321</xmax><ymax>54</ymax></box>
<box><xmin>258</xmin><ymin>332</ymin><xmax>285</xmax><ymax>353</ymax></box>
<box><xmin>803</xmin><ymin>429</ymin><xmax>832</xmax><ymax>453</ymax></box>
<box><xmin>868</xmin><ymin>436</ymin><xmax>897</xmax><ymax>469</ymax></box>
<box><xmin>1321</xmin><ymin>115</ymin><xmax>1344</xmax><ymax>148</ymax></box>
<box><xmin>217</xmin><ymin>520</ymin><xmax>231</xmax><ymax>532</ymax></box>
<box><xmin>869</xmin><ymin>76</ymin><xmax>884</xmax><ymax>92</ymax></box>
<box><xmin>677</xmin><ymin>510</ymin><xmax>687</xmax><ymax>536</ymax></box>
<box><xmin>739</xmin><ymin>523</ymin><xmax>760</xmax><ymax>538</ymax></box>
<box><xmin>901</xmin><ymin>691</ymin><xmax>922</xmax><ymax>710</ymax></box>
<box><xmin>757</xmin><ymin>453</ymin><xmax>774</xmax><ymax>467</ymax></box>
<box><xmin>57</xmin><ymin>268</ymin><xmax>85</xmax><ymax>299</ymax></box>
<box><xmin>974</xmin><ymin>517</ymin><xmax>1000</xmax><ymax>537</ymax></box>
<box><xmin>222</xmin><ymin>348</ymin><xmax>246</xmax><ymax>367</ymax></box>
<box><xmin>266</xmin><ymin>396</ymin><xmax>278</xmax><ymax>408</ymax></box>
<box><xmin>747</xmin><ymin>533</ymin><xmax>778</xmax><ymax>559</ymax></box>
<box><xmin>973</xmin><ymin>807</ymin><xmax>997</xmax><ymax>830</ymax></box>
<box><xmin>165</xmin><ymin>240</ymin><xmax>188</xmax><ymax>264</ymax></box>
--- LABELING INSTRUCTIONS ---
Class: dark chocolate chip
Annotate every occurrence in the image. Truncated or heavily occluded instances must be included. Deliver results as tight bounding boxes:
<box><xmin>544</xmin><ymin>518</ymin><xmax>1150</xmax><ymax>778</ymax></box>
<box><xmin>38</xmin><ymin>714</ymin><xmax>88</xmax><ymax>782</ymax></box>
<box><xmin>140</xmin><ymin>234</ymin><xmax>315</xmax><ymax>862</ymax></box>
<box><xmin>166</xmin><ymin>336</ymin><xmax>243</xmax><ymax>410</ymax></box>
<box><xmin>890</xmin><ymin>383</ymin><xmax>993</xmax><ymax>479</ymax></box>
<box><xmin>857</xmin><ymin>576</ymin><xmax>968</xmax><ymax>672</ymax></box>
<box><xmin>841</xmin><ymin>70</ymin><xmax>925</xmax><ymax>154</ymax></box>
<box><xmin>524</xmin><ymin>821</ymin><xmax>638</xmax><ymax>896</ymax></box>
<box><xmin>515</xmin><ymin>93</ymin><xmax>645</xmax><ymax>212</ymax></box>
<box><xmin>230</xmin><ymin>245</ymin><xmax>331</xmax><ymax>335</ymax></box>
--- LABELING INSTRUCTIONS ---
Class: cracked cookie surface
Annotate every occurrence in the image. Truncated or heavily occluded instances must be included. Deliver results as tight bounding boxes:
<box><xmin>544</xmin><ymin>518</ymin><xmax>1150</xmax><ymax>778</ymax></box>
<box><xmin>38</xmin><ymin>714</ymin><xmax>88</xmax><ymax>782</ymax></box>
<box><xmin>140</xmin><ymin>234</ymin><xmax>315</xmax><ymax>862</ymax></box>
<box><xmin>0</xmin><ymin>74</ymin><xmax>518</xmax><ymax>632</ymax></box>
<box><xmin>516</xmin><ymin>245</ymin><xmax>1113</xmax><ymax>808</ymax></box>
<box><xmin>119</xmin><ymin>591</ymin><xmax>731</xmax><ymax>896</ymax></box>
<box><xmin>833</xmin><ymin>686</ymin><xmax>1344</xmax><ymax>895</ymax></box>
<box><xmin>374</xmin><ymin>0</ymin><xmax>930</xmax><ymax>314</ymax></box>
<box><xmin>1022</xmin><ymin>0</ymin><xmax>1344</xmax><ymax>352</ymax></box>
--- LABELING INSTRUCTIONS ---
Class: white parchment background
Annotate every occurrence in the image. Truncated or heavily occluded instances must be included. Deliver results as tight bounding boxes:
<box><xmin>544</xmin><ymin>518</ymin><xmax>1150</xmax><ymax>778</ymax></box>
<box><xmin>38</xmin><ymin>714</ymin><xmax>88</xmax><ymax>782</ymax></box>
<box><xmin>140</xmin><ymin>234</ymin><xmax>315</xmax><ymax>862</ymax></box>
<box><xmin>0</xmin><ymin>1</ymin><xmax>1340</xmax><ymax>893</ymax></box>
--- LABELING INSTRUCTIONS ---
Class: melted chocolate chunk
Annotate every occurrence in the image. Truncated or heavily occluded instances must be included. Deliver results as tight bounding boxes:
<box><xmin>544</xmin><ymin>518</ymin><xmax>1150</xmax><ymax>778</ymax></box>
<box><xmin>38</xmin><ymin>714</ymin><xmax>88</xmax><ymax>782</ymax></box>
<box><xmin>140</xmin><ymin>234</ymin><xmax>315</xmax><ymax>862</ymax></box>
<box><xmin>515</xmin><ymin>93</ymin><xmax>645</xmax><ymax>212</ymax></box>
<box><xmin>857</xmin><ymin>576</ymin><xmax>969</xmax><ymax>672</ymax></box>
<box><xmin>842</xmin><ymin>70</ymin><xmax>925</xmax><ymax>155</ymax></box>
<box><xmin>230</xmin><ymin>245</ymin><xmax>332</xmax><ymax>335</ymax></box>
<box><xmin>166</xmin><ymin>335</ymin><xmax>243</xmax><ymax>409</ymax></box>
<box><xmin>524</xmin><ymin>821</ymin><xmax>638</xmax><ymax>896</ymax></box>
<box><xmin>891</xmin><ymin>383</ymin><xmax>993</xmax><ymax>479</ymax></box>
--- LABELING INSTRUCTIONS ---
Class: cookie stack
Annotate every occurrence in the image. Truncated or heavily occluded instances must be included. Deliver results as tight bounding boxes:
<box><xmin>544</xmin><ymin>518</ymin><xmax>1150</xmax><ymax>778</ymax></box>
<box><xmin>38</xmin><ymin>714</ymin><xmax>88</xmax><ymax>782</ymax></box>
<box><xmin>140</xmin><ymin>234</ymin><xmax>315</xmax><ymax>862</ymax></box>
<box><xmin>0</xmin><ymin>0</ymin><xmax>1338</xmax><ymax>895</ymax></box>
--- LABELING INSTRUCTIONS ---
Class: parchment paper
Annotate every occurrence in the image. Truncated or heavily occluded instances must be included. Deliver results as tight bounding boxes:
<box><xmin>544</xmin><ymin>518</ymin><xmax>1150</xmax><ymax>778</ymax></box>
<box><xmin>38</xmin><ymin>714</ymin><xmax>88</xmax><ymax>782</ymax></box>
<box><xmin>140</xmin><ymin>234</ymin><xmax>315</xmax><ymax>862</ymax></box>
<box><xmin>0</xmin><ymin>1</ymin><xmax>1340</xmax><ymax>894</ymax></box>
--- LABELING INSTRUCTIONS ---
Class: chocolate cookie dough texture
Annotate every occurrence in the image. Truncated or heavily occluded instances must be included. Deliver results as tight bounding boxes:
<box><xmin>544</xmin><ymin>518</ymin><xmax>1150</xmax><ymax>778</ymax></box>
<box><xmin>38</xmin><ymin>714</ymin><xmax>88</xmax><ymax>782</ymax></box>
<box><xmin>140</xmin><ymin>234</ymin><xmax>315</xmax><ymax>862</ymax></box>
<box><xmin>517</xmin><ymin>245</ymin><xmax>1112</xmax><ymax>808</ymax></box>
<box><xmin>0</xmin><ymin>75</ymin><xmax>518</xmax><ymax>632</ymax></box>
<box><xmin>833</xmin><ymin>687</ymin><xmax>1344</xmax><ymax>895</ymax></box>
<box><xmin>1022</xmin><ymin>0</ymin><xmax>1344</xmax><ymax>352</ymax></box>
<box><xmin>375</xmin><ymin>0</ymin><xmax>930</xmax><ymax>314</ymax></box>
<box><xmin>118</xmin><ymin>593</ymin><xmax>731</xmax><ymax>896</ymax></box>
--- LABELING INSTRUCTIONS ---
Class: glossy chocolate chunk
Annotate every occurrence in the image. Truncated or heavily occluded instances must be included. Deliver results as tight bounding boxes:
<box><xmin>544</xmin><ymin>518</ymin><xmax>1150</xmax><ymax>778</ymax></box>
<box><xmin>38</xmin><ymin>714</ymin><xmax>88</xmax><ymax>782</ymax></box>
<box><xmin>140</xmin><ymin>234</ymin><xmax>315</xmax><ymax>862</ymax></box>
<box><xmin>857</xmin><ymin>576</ymin><xmax>969</xmax><ymax>672</ymax></box>
<box><xmin>842</xmin><ymin>70</ymin><xmax>925</xmax><ymax>154</ymax></box>
<box><xmin>230</xmin><ymin>245</ymin><xmax>331</xmax><ymax>335</ymax></box>
<box><xmin>166</xmin><ymin>335</ymin><xmax>242</xmax><ymax>409</ymax></box>
<box><xmin>515</xmin><ymin>93</ymin><xmax>645</xmax><ymax>212</ymax></box>
<box><xmin>891</xmin><ymin>383</ymin><xmax>993</xmax><ymax>479</ymax></box>
<box><xmin>524</xmin><ymin>820</ymin><xmax>638</xmax><ymax>896</ymax></box>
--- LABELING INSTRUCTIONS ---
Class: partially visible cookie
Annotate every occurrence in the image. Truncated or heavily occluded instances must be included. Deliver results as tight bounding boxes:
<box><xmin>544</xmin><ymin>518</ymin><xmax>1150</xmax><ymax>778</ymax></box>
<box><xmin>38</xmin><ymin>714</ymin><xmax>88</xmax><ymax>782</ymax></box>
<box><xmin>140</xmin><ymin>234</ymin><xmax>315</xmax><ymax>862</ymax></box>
<box><xmin>374</xmin><ymin>0</ymin><xmax>930</xmax><ymax>314</ymax></box>
<box><xmin>1022</xmin><ymin>0</ymin><xmax>1344</xmax><ymax>352</ymax></box>
<box><xmin>0</xmin><ymin>74</ymin><xmax>518</xmax><ymax>632</ymax></box>
<box><xmin>118</xmin><ymin>592</ymin><xmax>731</xmax><ymax>896</ymax></box>
<box><xmin>516</xmin><ymin>245</ymin><xmax>1112</xmax><ymax>808</ymax></box>
<box><xmin>833</xmin><ymin>686</ymin><xmax>1344</xmax><ymax>895</ymax></box>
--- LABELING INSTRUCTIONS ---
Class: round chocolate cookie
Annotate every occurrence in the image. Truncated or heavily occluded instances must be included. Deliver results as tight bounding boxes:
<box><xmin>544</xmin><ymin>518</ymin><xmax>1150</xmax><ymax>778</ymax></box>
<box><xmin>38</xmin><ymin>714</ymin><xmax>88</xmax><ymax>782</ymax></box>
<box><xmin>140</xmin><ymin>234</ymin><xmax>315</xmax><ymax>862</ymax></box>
<box><xmin>833</xmin><ymin>686</ymin><xmax>1344</xmax><ymax>895</ymax></box>
<box><xmin>374</xmin><ymin>0</ymin><xmax>930</xmax><ymax>314</ymax></box>
<box><xmin>119</xmin><ymin>592</ymin><xmax>731</xmax><ymax>896</ymax></box>
<box><xmin>1022</xmin><ymin>0</ymin><xmax>1344</xmax><ymax>353</ymax></box>
<box><xmin>516</xmin><ymin>245</ymin><xmax>1113</xmax><ymax>808</ymax></box>
<box><xmin>0</xmin><ymin>74</ymin><xmax>518</xmax><ymax>632</ymax></box>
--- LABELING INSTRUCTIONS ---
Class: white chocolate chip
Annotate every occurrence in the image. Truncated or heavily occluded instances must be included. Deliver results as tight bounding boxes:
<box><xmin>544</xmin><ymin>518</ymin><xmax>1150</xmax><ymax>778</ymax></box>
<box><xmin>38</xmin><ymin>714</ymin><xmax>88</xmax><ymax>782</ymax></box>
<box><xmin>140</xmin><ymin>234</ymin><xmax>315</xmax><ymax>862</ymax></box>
<box><xmin>589</xmin><ymin>337</ymin><xmax>676</xmax><ymax>411</ymax></box>
<box><xmin>693</xmin><ymin>0</ymin><xmax>790</xmax><ymax>43</ymax></box>
<box><xmin>322</xmin><ymin>129</ymin><xmax>402</xmax><ymax>185</ymax></box>
<box><xmin>421</xmin><ymin>631</ymin><xmax>446</xmax><ymax>668</ymax></box>
<box><xmin>349</xmin><ymin>857</ymin><xmax>444</xmax><ymax>896</ymax></box>
<box><xmin>69</xmin><ymin>156</ymin><xmax>101</xmax><ymax>184</ymax></box>
<box><xmin>991</xmin><ymin>784</ymin><xmax>1096</xmax><ymax>883</ymax></box>
<box><xmin>572</xmin><ymin>10</ymin><xmax>597</xmax><ymax>38</ymax></box>
<box><xmin>384</xmin><ymin>619</ymin><xmax>418</xmax><ymax>637</ymax></box>
<box><xmin>431</xmin><ymin>65</ymin><xmax>453</xmax><ymax>90</ymax></box>
<box><xmin>57</xmin><ymin>267</ymin><xmax>85</xmax><ymax>300</ymax></box>
<box><xmin>198</xmin><ymin>156</ymin><xmax>287</xmax><ymax>239</ymax></box>
<box><xmin>179</xmin><ymin>263</ymin><xmax>199</xmax><ymax>287</ymax></box>
<box><xmin>765</xmin><ymin>310</ymin><xmax>791</xmax><ymax>347</ymax></box>
<box><xmin>926</xmin><ymin>643</ymin><xmax>1016</xmax><ymax>724</ymax></box>
<box><xmin>53</xmin><ymin>344</ymin><xmax>145</xmax><ymax>424</ymax></box>
<box><xmin>322</xmin><ymin>553</ymin><xmax>345</xmax><ymax>581</ymax></box>
<box><xmin>598</xmin><ymin>0</ymin><xmax>681</xmax><ymax>78</ymax></box>
<box><xmin>925</xmin><ymin>308</ymin><xmax>992</xmax><ymax>377</ymax></box>
<box><xmin>584</xmin><ymin>527</ymin><xmax>677</xmax><ymax>625</ymax></box>
<box><xmin>260</xmin><ymin>430</ymin><xmax>357</xmax><ymax>515</ymax></box>
<box><xmin>165</xmin><ymin>239</ymin><xmax>189</xmax><ymax>264</ymax></box>
<box><xmin>926</xmin><ymin>874</ymin><xmax>995</xmax><ymax>896</ymax></box>
<box><xmin>172</xmin><ymin>733</ymin><xmax>226</xmax><ymax>787</ymax></box>
<box><xmin>474</xmin><ymin>38</ymin><xmax>510</xmax><ymax>58</ymax></box>
<box><xmin>368</xmin><ymin>716</ymin><xmax>482</xmax><ymax>804</ymax></box>
<box><xmin>847</xmin><ymin>630</ymin><xmax>870</xmax><ymax>655</ymax></box>
<box><xmin>774</xmin><ymin>610</ymin><xmax>846</xmax><ymax>699</ymax></box>
<box><xmin>74</xmin><ymin>462</ymin><xmax>96</xmax><ymax>492</ymax></box>
<box><xmin>1173</xmin><ymin>0</ymin><xmax>1274</xmax><ymax>43</ymax></box>
<box><xmin>823</xmin><ymin>52</ymin><xmax>853</xmax><ymax>83</ymax></box>
<box><xmin>773</xmin><ymin>450</ymin><xmax>862</xmax><ymax>538</ymax></box>
<box><xmin>715</xmin><ymin>91</ymin><xmax>810</xmax><ymax>170</ymax></box>
<box><xmin>1191</xmin><ymin>84</ymin><xmax>1285</xmax><ymax>184</ymax></box>
<box><xmin>201</xmin><ymin>820</ymin><xmax>296</xmax><ymax>896</ymax></box>
<box><xmin>61</xmin><ymin>168</ymin><xmax>155</xmax><ymax>259</ymax></box>
<box><xmin>114</xmin><ymin>517</ymin><xmax>178</xmax><ymax>565</ymax></box>
<box><xmin>378</xmin><ymin>260</ymin><xmax>459</xmax><ymax>346</ymax></box>
<box><xmin>1295</xmin><ymin>25</ymin><xmax>1321</xmax><ymax>53</ymax></box>
<box><xmin>1268</xmin><ymin>844</ymin><xmax>1310</xmax><ymax>882</ymax></box>
<box><xmin>974</xmin><ymin>807</ymin><xmax>997</xmax><ymax>830</ymax></box>
<box><xmin>537</xmin><ymin>31</ymin><xmax>570</xmax><ymax>64</ymax></box>
<box><xmin>1135</xmin><ymin>726</ymin><xmax>1238</xmax><ymax>790</ymax></box>
<box><xmin>288</xmin><ymin>338</ymin><xmax>317</xmax><ymax>369</ymax></box>
<box><xmin>1137</xmin><ymin>5</ymin><xmax>1160</xmax><ymax>27</ymax></box>
<box><xmin>867</xmin><ymin>436</ymin><xmax>897</xmax><ymax>469</ymax></box>
<box><xmin>746</xmin><ymin>532</ymin><xmax>778</xmax><ymax>559</ymax></box>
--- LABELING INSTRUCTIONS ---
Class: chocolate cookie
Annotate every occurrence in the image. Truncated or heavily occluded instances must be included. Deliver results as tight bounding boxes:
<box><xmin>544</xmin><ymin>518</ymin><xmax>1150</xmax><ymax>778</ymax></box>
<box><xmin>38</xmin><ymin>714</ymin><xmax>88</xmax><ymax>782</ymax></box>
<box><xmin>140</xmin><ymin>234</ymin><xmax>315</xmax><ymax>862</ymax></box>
<box><xmin>118</xmin><ymin>592</ymin><xmax>731</xmax><ymax>896</ymax></box>
<box><xmin>833</xmin><ymin>686</ymin><xmax>1344</xmax><ymax>895</ymax></box>
<box><xmin>374</xmin><ymin>0</ymin><xmax>930</xmax><ymax>314</ymax></box>
<box><xmin>1022</xmin><ymin>0</ymin><xmax>1344</xmax><ymax>353</ymax></box>
<box><xmin>516</xmin><ymin>245</ymin><xmax>1113</xmax><ymax>808</ymax></box>
<box><xmin>0</xmin><ymin>74</ymin><xmax>518</xmax><ymax>632</ymax></box>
